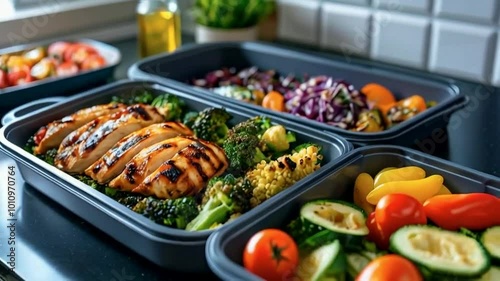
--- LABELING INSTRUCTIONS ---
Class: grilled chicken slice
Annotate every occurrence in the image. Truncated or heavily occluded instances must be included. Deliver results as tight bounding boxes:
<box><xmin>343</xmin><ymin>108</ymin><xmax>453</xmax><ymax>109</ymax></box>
<box><xmin>55</xmin><ymin>104</ymin><xmax>164</xmax><ymax>174</ymax></box>
<box><xmin>108</xmin><ymin>136</ymin><xmax>197</xmax><ymax>191</ymax></box>
<box><xmin>132</xmin><ymin>139</ymin><xmax>229</xmax><ymax>199</ymax></box>
<box><xmin>34</xmin><ymin>103</ymin><xmax>126</xmax><ymax>155</ymax></box>
<box><xmin>85</xmin><ymin>122</ymin><xmax>193</xmax><ymax>184</ymax></box>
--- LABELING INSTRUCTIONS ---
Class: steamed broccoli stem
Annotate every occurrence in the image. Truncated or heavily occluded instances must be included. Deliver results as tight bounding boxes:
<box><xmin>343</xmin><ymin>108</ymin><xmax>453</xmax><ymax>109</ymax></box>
<box><xmin>151</xmin><ymin>93</ymin><xmax>185</xmax><ymax>121</ymax></box>
<box><xmin>203</xmin><ymin>174</ymin><xmax>253</xmax><ymax>214</ymax></box>
<box><xmin>191</xmin><ymin>107</ymin><xmax>232</xmax><ymax>145</ymax></box>
<box><xmin>186</xmin><ymin>192</ymin><xmax>232</xmax><ymax>231</ymax></box>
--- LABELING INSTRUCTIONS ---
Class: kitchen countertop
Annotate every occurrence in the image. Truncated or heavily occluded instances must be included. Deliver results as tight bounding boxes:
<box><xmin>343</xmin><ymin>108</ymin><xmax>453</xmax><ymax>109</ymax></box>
<box><xmin>0</xmin><ymin>35</ymin><xmax>499</xmax><ymax>281</ymax></box>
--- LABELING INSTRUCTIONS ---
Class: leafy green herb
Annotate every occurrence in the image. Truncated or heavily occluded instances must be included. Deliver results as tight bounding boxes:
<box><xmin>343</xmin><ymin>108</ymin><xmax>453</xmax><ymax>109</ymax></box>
<box><xmin>194</xmin><ymin>0</ymin><xmax>276</xmax><ymax>29</ymax></box>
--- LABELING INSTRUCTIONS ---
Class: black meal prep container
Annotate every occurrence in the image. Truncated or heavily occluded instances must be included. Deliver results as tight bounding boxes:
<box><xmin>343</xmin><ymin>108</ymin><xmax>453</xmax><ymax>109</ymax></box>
<box><xmin>0</xmin><ymin>79</ymin><xmax>352</xmax><ymax>272</ymax></box>
<box><xmin>0</xmin><ymin>38</ymin><xmax>121</xmax><ymax>110</ymax></box>
<box><xmin>206</xmin><ymin>145</ymin><xmax>500</xmax><ymax>281</ymax></box>
<box><xmin>128</xmin><ymin>42</ymin><xmax>468</xmax><ymax>147</ymax></box>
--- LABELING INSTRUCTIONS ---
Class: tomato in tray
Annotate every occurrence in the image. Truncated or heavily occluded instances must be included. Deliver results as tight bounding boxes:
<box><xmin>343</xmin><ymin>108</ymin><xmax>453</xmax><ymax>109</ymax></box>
<box><xmin>81</xmin><ymin>54</ymin><xmax>106</xmax><ymax>71</ymax></box>
<box><xmin>356</xmin><ymin>254</ymin><xmax>423</xmax><ymax>281</ymax></box>
<box><xmin>0</xmin><ymin>41</ymin><xmax>106</xmax><ymax>90</ymax></box>
<box><xmin>243</xmin><ymin>229</ymin><xmax>299</xmax><ymax>281</ymax></box>
<box><xmin>64</xmin><ymin>43</ymin><xmax>98</xmax><ymax>65</ymax></box>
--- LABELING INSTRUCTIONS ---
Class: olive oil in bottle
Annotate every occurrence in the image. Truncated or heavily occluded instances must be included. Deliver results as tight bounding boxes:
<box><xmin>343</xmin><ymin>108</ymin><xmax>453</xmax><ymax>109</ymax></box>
<box><xmin>137</xmin><ymin>0</ymin><xmax>181</xmax><ymax>58</ymax></box>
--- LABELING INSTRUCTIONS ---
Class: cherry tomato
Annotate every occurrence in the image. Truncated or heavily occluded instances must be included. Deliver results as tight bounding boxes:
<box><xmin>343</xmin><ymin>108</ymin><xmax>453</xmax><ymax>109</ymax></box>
<box><xmin>34</xmin><ymin>126</ymin><xmax>47</xmax><ymax>145</ymax></box>
<box><xmin>356</xmin><ymin>254</ymin><xmax>423</xmax><ymax>281</ymax></box>
<box><xmin>262</xmin><ymin>91</ymin><xmax>285</xmax><ymax>112</ymax></box>
<box><xmin>48</xmin><ymin>41</ymin><xmax>72</xmax><ymax>61</ymax></box>
<box><xmin>375</xmin><ymin>194</ymin><xmax>427</xmax><ymax>248</ymax></box>
<box><xmin>243</xmin><ymin>229</ymin><xmax>299</xmax><ymax>281</ymax></box>
<box><xmin>366</xmin><ymin>212</ymin><xmax>389</xmax><ymax>250</ymax></box>
<box><xmin>64</xmin><ymin>43</ymin><xmax>98</xmax><ymax>65</ymax></box>
<box><xmin>7</xmin><ymin>65</ymin><xmax>34</xmax><ymax>86</ymax></box>
<box><xmin>80</xmin><ymin>54</ymin><xmax>106</xmax><ymax>71</ymax></box>
<box><xmin>56</xmin><ymin>61</ymin><xmax>79</xmax><ymax>77</ymax></box>
<box><xmin>0</xmin><ymin>69</ymin><xmax>8</xmax><ymax>89</ymax></box>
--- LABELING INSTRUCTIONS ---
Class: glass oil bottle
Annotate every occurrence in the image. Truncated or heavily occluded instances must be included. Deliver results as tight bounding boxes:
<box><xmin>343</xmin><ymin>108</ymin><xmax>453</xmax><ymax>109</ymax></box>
<box><xmin>137</xmin><ymin>0</ymin><xmax>181</xmax><ymax>58</ymax></box>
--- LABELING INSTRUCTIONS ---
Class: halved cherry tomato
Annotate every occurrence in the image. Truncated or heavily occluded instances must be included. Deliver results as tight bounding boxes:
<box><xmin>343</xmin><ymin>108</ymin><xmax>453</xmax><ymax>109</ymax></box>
<box><xmin>262</xmin><ymin>91</ymin><xmax>285</xmax><ymax>112</ymax></box>
<box><xmin>374</xmin><ymin>194</ymin><xmax>427</xmax><ymax>249</ymax></box>
<box><xmin>243</xmin><ymin>229</ymin><xmax>299</xmax><ymax>281</ymax></box>
<box><xmin>361</xmin><ymin>83</ymin><xmax>396</xmax><ymax>108</ymax></box>
<box><xmin>80</xmin><ymin>54</ymin><xmax>106</xmax><ymax>71</ymax></box>
<box><xmin>34</xmin><ymin>126</ymin><xmax>47</xmax><ymax>145</ymax></box>
<box><xmin>366</xmin><ymin>212</ymin><xmax>388</xmax><ymax>250</ymax></box>
<box><xmin>0</xmin><ymin>69</ymin><xmax>8</xmax><ymax>89</ymax></box>
<box><xmin>7</xmin><ymin>65</ymin><xmax>33</xmax><ymax>86</ymax></box>
<box><xmin>397</xmin><ymin>95</ymin><xmax>427</xmax><ymax>112</ymax></box>
<box><xmin>64</xmin><ymin>43</ymin><xmax>98</xmax><ymax>65</ymax></box>
<box><xmin>56</xmin><ymin>61</ymin><xmax>79</xmax><ymax>77</ymax></box>
<box><xmin>48</xmin><ymin>41</ymin><xmax>72</xmax><ymax>61</ymax></box>
<box><xmin>356</xmin><ymin>254</ymin><xmax>423</xmax><ymax>281</ymax></box>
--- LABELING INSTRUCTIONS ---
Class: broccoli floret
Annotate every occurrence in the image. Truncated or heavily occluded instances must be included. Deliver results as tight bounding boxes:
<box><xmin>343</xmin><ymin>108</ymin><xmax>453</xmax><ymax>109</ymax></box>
<box><xmin>186</xmin><ymin>175</ymin><xmax>253</xmax><ymax>231</ymax></box>
<box><xmin>117</xmin><ymin>195</ymin><xmax>145</xmax><ymax>209</ymax></box>
<box><xmin>73</xmin><ymin>175</ymin><xmax>107</xmax><ymax>193</ymax></box>
<box><xmin>151</xmin><ymin>93</ymin><xmax>185</xmax><ymax>121</ymax></box>
<box><xmin>37</xmin><ymin>148</ymin><xmax>57</xmax><ymax>166</ymax></box>
<box><xmin>261</xmin><ymin>125</ymin><xmax>296</xmax><ymax>152</ymax></box>
<box><xmin>24</xmin><ymin>135</ymin><xmax>36</xmax><ymax>154</ymax></box>
<box><xmin>222</xmin><ymin>117</ymin><xmax>272</xmax><ymax>175</ymax></box>
<box><xmin>112</xmin><ymin>90</ymin><xmax>154</xmax><ymax>105</ymax></box>
<box><xmin>203</xmin><ymin>174</ymin><xmax>253</xmax><ymax>214</ymax></box>
<box><xmin>191</xmin><ymin>107</ymin><xmax>232</xmax><ymax>145</ymax></box>
<box><xmin>182</xmin><ymin>111</ymin><xmax>199</xmax><ymax>129</ymax></box>
<box><xmin>132</xmin><ymin>197</ymin><xmax>199</xmax><ymax>229</ymax></box>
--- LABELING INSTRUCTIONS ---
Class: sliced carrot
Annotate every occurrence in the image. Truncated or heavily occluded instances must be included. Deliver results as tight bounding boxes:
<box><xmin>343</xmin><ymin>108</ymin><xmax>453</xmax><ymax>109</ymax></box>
<box><xmin>262</xmin><ymin>91</ymin><xmax>285</xmax><ymax>112</ymax></box>
<box><xmin>361</xmin><ymin>83</ymin><xmax>396</xmax><ymax>107</ymax></box>
<box><xmin>398</xmin><ymin>95</ymin><xmax>427</xmax><ymax>112</ymax></box>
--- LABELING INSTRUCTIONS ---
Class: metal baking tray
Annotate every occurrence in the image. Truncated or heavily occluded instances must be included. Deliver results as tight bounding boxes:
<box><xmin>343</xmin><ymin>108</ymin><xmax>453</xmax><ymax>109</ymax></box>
<box><xmin>128</xmin><ymin>42</ymin><xmax>468</xmax><ymax>146</ymax></box>
<box><xmin>0</xmin><ymin>38</ymin><xmax>121</xmax><ymax>110</ymax></box>
<box><xmin>206</xmin><ymin>145</ymin><xmax>500</xmax><ymax>281</ymax></box>
<box><xmin>0</xmin><ymin>79</ymin><xmax>352</xmax><ymax>272</ymax></box>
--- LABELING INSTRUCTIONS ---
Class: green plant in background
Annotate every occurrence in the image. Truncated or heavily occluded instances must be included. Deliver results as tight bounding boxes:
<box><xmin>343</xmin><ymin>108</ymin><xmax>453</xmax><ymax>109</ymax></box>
<box><xmin>194</xmin><ymin>0</ymin><xmax>276</xmax><ymax>29</ymax></box>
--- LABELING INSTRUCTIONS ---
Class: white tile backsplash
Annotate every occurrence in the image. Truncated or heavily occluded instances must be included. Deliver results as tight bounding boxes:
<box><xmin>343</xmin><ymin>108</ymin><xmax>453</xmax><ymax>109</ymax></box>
<box><xmin>320</xmin><ymin>2</ymin><xmax>371</xmax><ymax>56</ymax></box>
<box><xmin>434</xmin><ymin>0</ymin><xmax>498</xmax><ymax>24</ymax></box>
<box><xmin>374</xmin><ymin>0</ymin><xmax>431</xmax><ymax>14</ymax></box>
<box><xmin>277</xmin><ymin>0</ymin><xmax>321</xmax><ymax>45</ymax></box>
<box><xmin>429</xmin><ymin>20</ymin><xmax>496</xmax><ymax>82</ymax></box>
<box><xmin>324</xmin><ymin>0</ymin><xmax>371</xmax><ymax>6</ymax></box>
<box><xmin>492</xmin><ymin>34</ymin><xmax>500</xmax><ymax>86</ymax></box>
<box><xmin>371</xmin><ymin>12</ymin><xmax>430</xmax><ymax>68</ymax></box>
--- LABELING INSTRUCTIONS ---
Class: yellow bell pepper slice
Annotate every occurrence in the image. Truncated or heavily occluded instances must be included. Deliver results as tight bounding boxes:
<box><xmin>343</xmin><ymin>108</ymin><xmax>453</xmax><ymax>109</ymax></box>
<box><xmin>353</xmin><ymin>173</ymin><xmax>375</xmax><ymax>214</ymax></box>
<box><xmin>374</xmin><ymin>167</ymin><xmax>396</xmax><ymax>179</ymax></box>
<box><xmin>435</xmin><ymin>184</ymin><xmax>452</xmax><ymax>195</ymax></box>
<box><xmin>373</xmin><ymin>166</ymin><xmax>426</xmax><ymax>188</ymax></box>
<box><xmin>366</xmin><ymin>174</ymin><xmax>443</xmax><ymax>205</ymax></box>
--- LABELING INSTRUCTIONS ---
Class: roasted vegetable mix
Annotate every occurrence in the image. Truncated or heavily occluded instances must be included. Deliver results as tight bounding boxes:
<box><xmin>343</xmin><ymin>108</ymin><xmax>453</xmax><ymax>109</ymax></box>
<box><xmin>192</xmin><ymin>67</ymin><xmax>436</xmax><ymax>132</ymax></box>
<box><xmin>0</xmin><ymin>41</ymin><xmax>107</xmax><ymax>89</ymax></box>
<box><xmin>242</xmin><ymin>166</ymin><xmax>500</xmax><ymax>281</ymax></box>
<box><xmin>25</xmin><ymin>90</ymin><xmax>324</xmax><ymax>231</ymax></box>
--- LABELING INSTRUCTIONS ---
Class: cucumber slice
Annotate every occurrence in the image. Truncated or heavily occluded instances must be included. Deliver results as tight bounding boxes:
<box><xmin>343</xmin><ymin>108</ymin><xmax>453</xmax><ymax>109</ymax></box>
<box><xmin>295</xmin><ymin>240</ymin><xmax>346</xmax><ymax>281</ymax></box>
<box><xmin>390</xmin><ymin>225</ymin><xmax>490</xmax><ymax>278</ymax></box>
<box><xmin>476</xmin><ymin>266</ymin><xmax>500</xmax><ymax>281</ymax></box>
<box><xmin>300</xmin><ymin>200</ymin><xmax>369</xmax><ymax>236</ymax></box>
<box><xmin>482</xmin><ymin>226</ymin><xmax>500</xmax><ymax>265</ymax></box>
